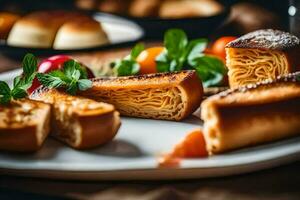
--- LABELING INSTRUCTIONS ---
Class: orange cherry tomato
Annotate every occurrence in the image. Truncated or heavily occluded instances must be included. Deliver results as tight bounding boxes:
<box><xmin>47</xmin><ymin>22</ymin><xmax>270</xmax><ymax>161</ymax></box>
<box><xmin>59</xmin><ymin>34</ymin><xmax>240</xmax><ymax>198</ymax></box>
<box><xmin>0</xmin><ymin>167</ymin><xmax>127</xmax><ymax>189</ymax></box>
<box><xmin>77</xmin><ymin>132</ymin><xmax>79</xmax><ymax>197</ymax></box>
<box><xmin>211</xmin><ymin>36</ymin><xmax>237</xmax><ymax>60</ymax></box>
<box><xmin>136</xmin><ymin>47</ymin><xmax>164</xmax><ymax>74</ymax></box>
<box><xmin>171</xmin><ymin>129</ymin><xmax>208</xmax><ymax>158</ymax></box>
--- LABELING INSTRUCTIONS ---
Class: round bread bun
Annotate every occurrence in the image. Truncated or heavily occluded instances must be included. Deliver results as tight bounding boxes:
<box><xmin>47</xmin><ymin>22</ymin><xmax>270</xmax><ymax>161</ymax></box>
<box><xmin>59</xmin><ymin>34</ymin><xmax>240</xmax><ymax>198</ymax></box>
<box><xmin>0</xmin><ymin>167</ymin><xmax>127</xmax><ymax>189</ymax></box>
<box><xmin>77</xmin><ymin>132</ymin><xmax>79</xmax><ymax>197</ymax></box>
<box><xmin>7</xmin><ymin>11</ymin><xmax>75</xmax><ymax>48</ymax></box>
<box><xmin>129</xmin><ymin>0</ymin><xmax>160</xmax><ymax>17</ymax></box>
<box><xmin>0</xmin><ymin>12</ymin><xmax>20</xmax><ymax>40</ymax></box>
<box><xmin>159</xmin><ymin>0</ymin><xmax>223</xmax><ymax>19</ymax></box>
<box><xmin>53</xmin><ymin>18</ymin><xmax>109</xmax><ymax>50</ymax></box>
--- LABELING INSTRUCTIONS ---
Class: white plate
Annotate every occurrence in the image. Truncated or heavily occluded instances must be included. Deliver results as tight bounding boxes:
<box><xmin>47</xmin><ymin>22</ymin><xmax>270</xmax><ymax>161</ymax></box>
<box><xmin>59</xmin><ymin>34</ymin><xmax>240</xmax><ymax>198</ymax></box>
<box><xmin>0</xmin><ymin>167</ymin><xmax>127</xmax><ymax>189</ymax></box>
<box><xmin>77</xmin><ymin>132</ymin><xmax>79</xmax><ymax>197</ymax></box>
<box><xmin>95</xmin><ymin>13</ymin><xmax>144</xmax><ymax>44</ymax></box>
<box><xmin>0</xmin><ymin>13</ymin><xmax>144</xmax><ymax>57</ymax></box>
<box><xmin>0</xmin><ymin>69</ymin><xmax>300</xmax><ymax>180</ymax></box>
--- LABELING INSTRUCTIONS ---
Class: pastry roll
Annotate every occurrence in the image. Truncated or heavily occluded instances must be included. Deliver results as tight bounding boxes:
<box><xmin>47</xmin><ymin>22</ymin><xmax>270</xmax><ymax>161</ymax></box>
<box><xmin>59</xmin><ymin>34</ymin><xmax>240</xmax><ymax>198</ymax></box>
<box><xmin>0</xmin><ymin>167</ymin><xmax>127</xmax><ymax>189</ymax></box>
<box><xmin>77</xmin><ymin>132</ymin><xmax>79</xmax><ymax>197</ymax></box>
<box><xmin>201</xmin><ymin>72</ymin><xmax>300</xmax><ymax>154</ymax></box>
<box><xmin>31</xmin><ymin>88</ymin><xmax>120</xmax><ymax>149</ymax></box>
<box><xmin>226</xmin><ymin>29</ymin><xmax>300</xmax><ymax>88</ymax></box>
<box><xmin>0</xmin><ymin>99</ymin><xmax>51</xmax><ymax>152</ymax></box>
<box><xmin>80</xmin><ymin>70</ymin><xmax>203</xmax><ymax>121</ymax></box>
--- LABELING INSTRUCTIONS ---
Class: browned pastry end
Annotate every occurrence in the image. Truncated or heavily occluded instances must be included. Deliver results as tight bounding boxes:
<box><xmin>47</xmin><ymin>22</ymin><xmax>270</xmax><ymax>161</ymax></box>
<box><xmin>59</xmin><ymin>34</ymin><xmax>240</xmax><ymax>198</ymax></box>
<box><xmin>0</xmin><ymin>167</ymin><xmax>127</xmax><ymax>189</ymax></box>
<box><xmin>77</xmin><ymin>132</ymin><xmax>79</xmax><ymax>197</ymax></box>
<box><xmin>226</xmin><ymin>29</ymin><xmax>300</xmax><ymax>88</ymax></box>
<box><xmin>80</xmin><ymin>70</ymin><xmax>203</xmax><ymax>121</ymax></box>
<box><xmin>0</xmin><ymin>99</ymin><xmax>51</xmax><ymax>152</ymax></box>
<box><xmin>201</xmin><ymin>72</ymin><xmax>300</xmax><ymax>154</ymax></box>
<box><xmin>31</xmin><ymin>88</ymin><xmax>120</xmax><ymax>149</ymax></box>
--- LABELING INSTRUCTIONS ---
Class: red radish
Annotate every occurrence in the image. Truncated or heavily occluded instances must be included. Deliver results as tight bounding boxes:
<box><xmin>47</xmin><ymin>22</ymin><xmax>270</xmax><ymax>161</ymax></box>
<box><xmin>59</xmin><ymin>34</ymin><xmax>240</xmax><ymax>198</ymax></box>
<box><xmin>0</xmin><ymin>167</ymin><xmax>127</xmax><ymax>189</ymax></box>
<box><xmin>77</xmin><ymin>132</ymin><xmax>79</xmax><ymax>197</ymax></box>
<box><xmin>28</xmin><ymin>55</ymin><xmax>95</xmax><ymax>94</ymax></box>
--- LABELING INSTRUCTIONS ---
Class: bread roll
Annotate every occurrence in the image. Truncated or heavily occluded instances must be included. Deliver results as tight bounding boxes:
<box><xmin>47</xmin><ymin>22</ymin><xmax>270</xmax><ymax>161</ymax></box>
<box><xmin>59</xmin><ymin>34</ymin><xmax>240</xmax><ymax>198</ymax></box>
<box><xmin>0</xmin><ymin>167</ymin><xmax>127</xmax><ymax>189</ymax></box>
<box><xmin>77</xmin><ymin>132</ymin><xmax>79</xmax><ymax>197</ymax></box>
<box><xmin>31</xmin><ymin>88</ymin><xmax>120</xmax><ymax>149</ymax></box>
<box><xmin>226</xmin><ymin>29</ymin><xmax>300</xmax><ymax>88</ymax></box>
<box><xmin>7</xmin><ymin>11</ymin><xmax>75</xmax><ymax>48</ymax></box>
<box><xmin>80</xmin><ymin>70</ymin><xmax>203</xmax><ymax>121</ymax></box>
<box><xmin>98</xmin><ymin>0</ymin><xmax>130</xmax><ymax>15</ymax></box>
<box><xmin>159</xmin><ymin>0</ymin><xmax>223</xmax><ymax>19</ymax></box>
<box><xmin>201</xmin><ymin>72</ymin><xmax>300</xmax><ymax>154</ymax></box>
<box><xmin>0</xmin><ymin>12</ymin><xmax>20</xmax><ymax>40</ymax></box>
<box><xmin>0</xmin><ymin>99</ymin><xmax>51</xmax><ymax>152</ymax></box>
<box><xmin>129</xmin><ymin>0</ymin><xmax>160</xmax><ymax>17</ymax></box>
<box><xmin>53</xmin><ymin>17</ymin><xmax>109</xmax><ymax>50</ymax></box>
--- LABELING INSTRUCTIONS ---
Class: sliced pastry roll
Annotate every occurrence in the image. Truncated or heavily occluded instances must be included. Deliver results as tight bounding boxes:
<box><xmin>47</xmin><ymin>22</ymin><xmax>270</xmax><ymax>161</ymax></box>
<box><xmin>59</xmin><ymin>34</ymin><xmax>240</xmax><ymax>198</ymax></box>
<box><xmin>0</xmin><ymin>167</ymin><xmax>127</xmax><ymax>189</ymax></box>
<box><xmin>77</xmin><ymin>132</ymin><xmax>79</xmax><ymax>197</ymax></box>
<box><xmin>80</xmin><ymin>70</ymin><xmax>203</xmax><ymax>121</ymax></box>
<box><xmin>31</xmin><ymin>88</ymin><xmax>120</xmax><ymax>149</ymax></box>
<box><xmin>226</xmin><ymin>29</ymin><xmax>300</xmax><ymax>87</ymax></box>
<box><xmin>0</xmin><ymin>99</ymin><xmax>51</xmax><ymax>152</ymax></box>
<box><xmin>201</xmin><ymin>72</ymin><xmax>300</xmax><ymax>154</ymax></box>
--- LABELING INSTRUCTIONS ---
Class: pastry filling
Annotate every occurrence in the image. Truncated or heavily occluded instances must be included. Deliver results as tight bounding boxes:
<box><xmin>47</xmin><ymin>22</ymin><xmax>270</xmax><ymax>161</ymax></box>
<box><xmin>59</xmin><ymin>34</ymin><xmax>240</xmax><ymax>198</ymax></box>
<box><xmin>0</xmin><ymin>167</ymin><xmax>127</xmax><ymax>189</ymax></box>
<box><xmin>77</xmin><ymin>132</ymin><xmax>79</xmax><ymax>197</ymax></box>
<box><xmin>89</xmin><ymin>86</ymin><xmax>186</xmax><ymax>120</ymax></box>
<box><xmin>226</xmin><ymin>48</ymin><xmax>289</xmax><ymax>87</ymax></box>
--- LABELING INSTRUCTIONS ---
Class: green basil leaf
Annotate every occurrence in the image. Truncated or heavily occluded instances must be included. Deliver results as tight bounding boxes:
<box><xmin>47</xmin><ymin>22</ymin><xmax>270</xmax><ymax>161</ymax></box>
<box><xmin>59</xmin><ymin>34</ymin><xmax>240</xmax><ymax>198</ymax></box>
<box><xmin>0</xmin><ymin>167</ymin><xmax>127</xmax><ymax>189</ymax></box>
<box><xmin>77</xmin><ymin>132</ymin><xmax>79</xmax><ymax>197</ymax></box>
<box><xmin>37</xmin><ymin>73</ymin><xmax>66</xmax><ymax>89</ymax></box>
<box><xmin>13</xmin><ymin>76</ymin><xmax>21</xmax><ymax>88</ymax></box>
<box><xmin>11</xmin><ymin>88</ymin><xmax>27</xmax><ymax>99</ymax></box>
<box><xmin>164</xmin><ymin>29</ymin><xmax>188</xmax><ymax>60</ymax></box>
<box><xmin>0</xmin><ymin>81</ymin><xmax>11</xmax><ymax>95</ymax></box>
<box><xmin>63</xmin><ymin>60</ymin><xmax>77</xmax><ymax>78</ymax></box>
<box><xmin>156</xmin><ymin>51</ymin><xmax>170</xmax><ymax>72</ymax></box>
<box><xmin>192</xmin><ymin>56</ymin><xmax>226</xmax><ymax>87</ymax></box>
<box><xmin>78</xmin><ymin>79</ymin><xmax>92</xmax><ymax>91</ymax></box>
<box><xmin>22</xmin><ymin>53</ymin><xmax>37</xmax><ymax>77</ymax></box>
<box><xmin>115</xmin><ymin>60</ymin><xmax>140</xmax><ymax>76</ymax></box>
<box><xmin>66</xmin><ymin>81</ymin><xmax>77</xmax><ymax>95</ymax></box>
<box><xmin>63</xmin><ymin>59</ymin><xmax>88</xmax><ymax>79</ymax></box>
<box><xmin>72</xmin><ymin>70</ymin><xmax>81</xmax><ymax>81</ymax></box>
<box><xmin>0</xmin><ymin>81</ymin><xmax>12</xmax><ymax>105</ymax></box>
<box><xmin>186</xmin><ymin>39</ymin><xmax>208</xmax><ymax>65</ymax></box>
<box><xmin>130</xmin><ymin>43</ymin><xmax>145</xmax><ymax>59</ymax></box>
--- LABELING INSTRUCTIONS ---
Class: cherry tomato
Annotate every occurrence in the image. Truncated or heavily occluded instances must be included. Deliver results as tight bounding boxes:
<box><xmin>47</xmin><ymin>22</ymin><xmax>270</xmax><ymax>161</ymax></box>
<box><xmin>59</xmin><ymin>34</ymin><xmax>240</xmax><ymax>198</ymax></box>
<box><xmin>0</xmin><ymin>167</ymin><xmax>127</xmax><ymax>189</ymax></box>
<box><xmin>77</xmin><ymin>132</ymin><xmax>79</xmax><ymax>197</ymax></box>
<box><xmin>27</xmin><ymin>55</ymin><xmax>95</xmax><ymax>94</ymax></box>
<box><xmin>211</xmin><ymin>36</ymin><xmax>237</xmax><ymax>60</ymax></box>
<box><xmin>171</xmin><ymin>129</ymin><xmax>208</xmax><ymax>158</ymax></box>
<box><xmin>136</xmin><ymin>47</ymin><xmax>164</xmax><ymax>74</ymax></box>
<box><xmin>39</xmin><ymin>55</ymin><xmax>70</xmax><ymax>73</ymax></box>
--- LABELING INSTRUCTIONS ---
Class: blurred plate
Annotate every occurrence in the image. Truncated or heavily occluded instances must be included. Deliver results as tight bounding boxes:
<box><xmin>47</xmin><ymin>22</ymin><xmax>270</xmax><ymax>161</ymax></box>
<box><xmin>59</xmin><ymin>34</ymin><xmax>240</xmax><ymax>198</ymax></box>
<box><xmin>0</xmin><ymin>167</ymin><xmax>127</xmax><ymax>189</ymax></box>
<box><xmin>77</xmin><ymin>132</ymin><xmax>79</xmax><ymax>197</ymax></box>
<box><xmin>1</xmin><ymin>69</ymin><xmax>300</xmax><ymax>181</ymax></box>
<box><xmin>0</xmin><ymin>13</ymin><xmax>144</xmax><ymax>58</ymax></box>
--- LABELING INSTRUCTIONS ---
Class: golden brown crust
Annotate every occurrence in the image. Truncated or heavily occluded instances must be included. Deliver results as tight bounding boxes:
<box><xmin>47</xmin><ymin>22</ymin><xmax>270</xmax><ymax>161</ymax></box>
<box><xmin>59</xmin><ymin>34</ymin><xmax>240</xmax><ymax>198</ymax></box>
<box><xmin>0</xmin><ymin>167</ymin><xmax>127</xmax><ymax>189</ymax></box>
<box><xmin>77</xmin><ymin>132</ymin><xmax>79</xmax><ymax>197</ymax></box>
<box><xmin>31</xmin><ymin>88</ymin><xmax>120</xmax><ymax>149</ymax></box>
<box><xmin>75</xmin><ymin>111</ymin><xmax>120</xmax><ymax>149</ymax></box>
<box><xmin>0</xmin><ymin>99</ymin><xmax>51</xmax><ymax>152</ymax></box>
<box><xmin>226</xmin><ymin>29</ymin><xmax>300</xmax><ymax>51</ymax></box>
<box><xmin>201</xmin><ymin>73</ymin><xmax>300</xmax><ymax>154</ymax></box>
<box><xmin>81</xmin><ymin>70</ymin><xmax>203</xmax><ymax>121</ymax></box>
<box><xmin>225</xmin><ymin>30</ymin><xmax>300</xmax><ymax>87</ymax></box>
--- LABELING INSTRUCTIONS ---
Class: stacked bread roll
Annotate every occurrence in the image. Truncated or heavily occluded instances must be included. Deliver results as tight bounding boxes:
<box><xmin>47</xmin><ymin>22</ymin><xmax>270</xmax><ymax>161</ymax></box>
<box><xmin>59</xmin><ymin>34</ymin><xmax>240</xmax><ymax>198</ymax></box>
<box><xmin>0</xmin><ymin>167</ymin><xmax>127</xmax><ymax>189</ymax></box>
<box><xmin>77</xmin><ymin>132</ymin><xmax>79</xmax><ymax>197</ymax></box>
<box><xmin>1</xmin><ymin>11</ymin><xmax>109</xmax><ymax>49</ymax></box>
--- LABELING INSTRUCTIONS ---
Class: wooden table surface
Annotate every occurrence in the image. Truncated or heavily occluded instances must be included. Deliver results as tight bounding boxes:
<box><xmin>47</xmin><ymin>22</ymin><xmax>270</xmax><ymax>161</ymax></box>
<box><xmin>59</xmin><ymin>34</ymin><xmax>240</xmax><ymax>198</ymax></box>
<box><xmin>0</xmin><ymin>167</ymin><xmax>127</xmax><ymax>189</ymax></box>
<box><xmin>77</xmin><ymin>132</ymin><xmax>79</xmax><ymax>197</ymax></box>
<box><xmin>0</xmin><ymin>52</ymin><xmax>300</xmax><ymax>200</ymax></box>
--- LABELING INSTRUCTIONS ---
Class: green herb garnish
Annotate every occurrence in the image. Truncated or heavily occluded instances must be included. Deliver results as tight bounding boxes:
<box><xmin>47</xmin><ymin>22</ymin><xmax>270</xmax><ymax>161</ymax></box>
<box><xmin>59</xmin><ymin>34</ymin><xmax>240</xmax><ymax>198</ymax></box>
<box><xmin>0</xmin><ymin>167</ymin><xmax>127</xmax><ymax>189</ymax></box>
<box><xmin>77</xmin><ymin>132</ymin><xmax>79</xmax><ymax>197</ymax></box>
<box><xmin>37</xmin><ymin>59</ymin><xmax>92</xmax><ymax>95</ymax></box>
<box><xmin>156</xmin><ymin>29</ymin><xmax>227</xmax><ymax>87</ymax></box>
<box><xmin>0</xmin><ymin>53</ymin><xmax>37</xmax><ymax>105</ymax></box>
<box><xmin>110</xmin><ymin>29</ymin><xmax>227</xmax><ymax>87</ymax></box>
<box><xmin>296</xmin><ymin>74</ymin><xmax>300</xmax><ymax>82</ymax></box>
<box><xmin>112</xmin><ymin>43</ymin><xmax>144</xmax><ymax>76</ymax></box>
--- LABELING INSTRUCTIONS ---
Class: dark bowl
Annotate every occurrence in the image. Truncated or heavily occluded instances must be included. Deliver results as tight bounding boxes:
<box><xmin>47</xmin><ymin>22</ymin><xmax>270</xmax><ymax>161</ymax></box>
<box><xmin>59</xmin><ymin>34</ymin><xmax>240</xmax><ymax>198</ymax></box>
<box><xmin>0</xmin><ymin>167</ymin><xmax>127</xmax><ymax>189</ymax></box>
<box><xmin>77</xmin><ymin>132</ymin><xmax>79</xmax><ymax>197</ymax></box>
<box><xmin>126</xmin><ymin>7</ymin><xmax>230</xmax><ymax>40</ymax></box>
